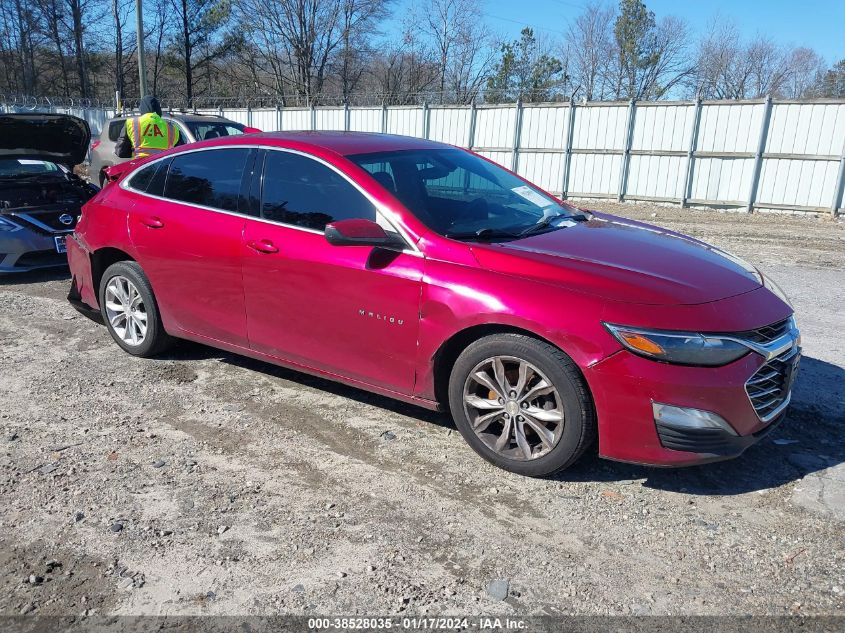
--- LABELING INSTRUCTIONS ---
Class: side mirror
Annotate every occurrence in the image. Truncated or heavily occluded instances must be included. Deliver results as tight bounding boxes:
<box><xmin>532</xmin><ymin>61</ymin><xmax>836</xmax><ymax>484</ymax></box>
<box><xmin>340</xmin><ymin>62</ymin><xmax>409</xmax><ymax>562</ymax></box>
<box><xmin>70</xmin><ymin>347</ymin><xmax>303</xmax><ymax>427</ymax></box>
<box><xmin>324</xmin><ymin>218</ymin><xmax>405</xmax><ymax>249</ymax></box>
<box><xmin>242</xmin><ymin>126</ymin><xmax>262</xmax><ymax>134</ymax></box>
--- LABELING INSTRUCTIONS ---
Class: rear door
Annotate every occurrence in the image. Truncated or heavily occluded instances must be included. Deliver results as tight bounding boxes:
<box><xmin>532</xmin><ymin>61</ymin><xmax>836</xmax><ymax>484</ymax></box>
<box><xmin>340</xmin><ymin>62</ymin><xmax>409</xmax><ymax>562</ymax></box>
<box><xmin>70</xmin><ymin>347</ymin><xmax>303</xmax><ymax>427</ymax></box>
<box><xmin>127</xmin><ymin>147</ymin><xmax>257</xmax><ymax>346</ymax></box>
<box><xmin>241</xmin><ymin>149</ymin><xmax>424</xmax><ymax>393</ymax></box>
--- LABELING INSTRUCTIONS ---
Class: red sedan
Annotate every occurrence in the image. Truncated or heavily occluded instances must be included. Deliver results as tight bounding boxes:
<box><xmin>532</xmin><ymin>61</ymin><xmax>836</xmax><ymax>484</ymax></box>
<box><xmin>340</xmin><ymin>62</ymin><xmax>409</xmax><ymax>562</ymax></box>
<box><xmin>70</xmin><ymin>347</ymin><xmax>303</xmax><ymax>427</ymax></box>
<box><xmin>66</xmin><ymin>132</ymin><xmax>801</xmax><ymax>476</ymax></box>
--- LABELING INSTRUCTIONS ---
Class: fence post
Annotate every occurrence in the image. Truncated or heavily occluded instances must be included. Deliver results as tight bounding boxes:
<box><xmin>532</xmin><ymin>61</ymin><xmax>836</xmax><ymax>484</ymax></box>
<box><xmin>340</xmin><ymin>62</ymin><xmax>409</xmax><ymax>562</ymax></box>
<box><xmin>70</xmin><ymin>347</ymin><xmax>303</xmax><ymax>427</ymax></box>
<box><xmin>682</xmin><ymin>96</ymin><xmax>703</xmax><ymax>208</ymax></box>
<box><xmin>247</xmin><ymin>102</ymin><xmax>252</xmax><ymax>127</ymax></box>
<box><xmin>511</xmin><ymin>99</ymin><xmax>524</xmax><ymax>172</ymax></box>
<box><xmin>310</xmin><ymin>104</ymin><xmax>317</xmax><ymax>131</ymax></box>
<box><xmin>830</xmin><ymin>136</ymin><xmax>845</xmax><ymax>217</ymax></box>
<box><xmin>467</xmin><ymin>100</ymin><xmax>477</xmax><ymax>150</ymax></box>
<box><xmin>275</xmin><ymin>104</ymin><xmax>281</xmax><ymax>131</ymax></box>
<box><xmin>617</xmin><ymin>98</ymin><xmax>636</xmax><ymax>201</ymax></box>
<box><xmin>561</xmin><ymin>100</ymin><xmax>577</xmax><ymax>199</ymax></box>
<box><xmin>381</xmin><ymin>102</ymin><xmax>388</xmax><ymax>133</ymax></box>
<box><xmin>747</xmin><ymin>95</ymin><xmax>773</xmax><ymax>213</ymax></box>
<box><xmin>422</xmin><ymin>101</ymin><xmax>430</xmax><ymax>139</ymax></box>
<box><xmin>344</xmin><ymin>101</ymin><xmax>350</xmax><ymax>131</ymax></box>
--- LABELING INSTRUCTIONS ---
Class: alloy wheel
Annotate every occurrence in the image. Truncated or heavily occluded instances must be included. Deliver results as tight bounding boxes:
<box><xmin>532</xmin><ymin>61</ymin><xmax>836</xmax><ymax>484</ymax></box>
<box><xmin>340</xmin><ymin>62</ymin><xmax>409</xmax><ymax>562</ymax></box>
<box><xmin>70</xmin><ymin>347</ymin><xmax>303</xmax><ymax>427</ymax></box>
<box><xmin>104</xmin><ymin>275</ymin><xmax>148</xmax><ymax>346</ymax></box>
<box><xmin>462</xmin><ymin>355</ymin><xmax>565</xmax><ymax>461</ymax></box>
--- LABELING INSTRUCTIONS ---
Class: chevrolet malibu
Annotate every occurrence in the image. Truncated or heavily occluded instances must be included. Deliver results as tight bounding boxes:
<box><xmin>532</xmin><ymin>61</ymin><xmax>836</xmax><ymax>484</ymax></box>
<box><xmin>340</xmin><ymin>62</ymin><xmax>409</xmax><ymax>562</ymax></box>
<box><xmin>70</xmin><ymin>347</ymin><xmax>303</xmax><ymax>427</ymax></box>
<box><xmin>66</xmin><ymin>132</ymin><xmax>801</xmax><ymax>476</ymax></box>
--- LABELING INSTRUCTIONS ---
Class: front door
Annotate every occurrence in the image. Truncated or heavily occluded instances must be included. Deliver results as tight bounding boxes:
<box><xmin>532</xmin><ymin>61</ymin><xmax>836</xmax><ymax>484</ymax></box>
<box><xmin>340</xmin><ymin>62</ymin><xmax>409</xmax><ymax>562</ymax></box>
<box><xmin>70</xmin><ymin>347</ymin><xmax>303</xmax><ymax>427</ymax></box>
<box><xmin>241</xmin><ymin>149</ymin><xmax>424</xmax><ymax>394</ymax></box>
<box><xmin>128</xmin><ymin>147</ymin><xmax>256</xmax><ymax>346</ymax></box>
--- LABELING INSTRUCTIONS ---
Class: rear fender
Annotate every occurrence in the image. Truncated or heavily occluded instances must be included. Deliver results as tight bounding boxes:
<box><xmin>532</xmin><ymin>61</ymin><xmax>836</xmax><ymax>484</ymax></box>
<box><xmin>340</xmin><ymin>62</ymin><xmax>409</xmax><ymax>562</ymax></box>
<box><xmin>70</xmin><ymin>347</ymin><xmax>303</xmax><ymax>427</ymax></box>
<box><xmin>104</xmin><ymin>160</ymin><xmax>138</xmax><ymax>184</ymax></box>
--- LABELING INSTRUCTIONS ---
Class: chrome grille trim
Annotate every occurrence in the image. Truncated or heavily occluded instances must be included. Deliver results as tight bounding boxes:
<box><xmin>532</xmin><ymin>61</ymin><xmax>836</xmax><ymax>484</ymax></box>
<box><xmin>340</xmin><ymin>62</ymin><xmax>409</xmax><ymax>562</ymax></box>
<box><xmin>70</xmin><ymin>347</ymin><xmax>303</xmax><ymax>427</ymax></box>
<box><xmin>738</xmin><ymin>319</ymin><xmax>792</xmax><ymax>344</ymax></box>
<box><xmin>745</xmin><ymin>346</ymin><xmax>800</xmax><ymax>423</ymax></box>
<box><xmin>716</xmin><ymin>316</ymin><xmax>799</xmax><ymax>362</ymax></box>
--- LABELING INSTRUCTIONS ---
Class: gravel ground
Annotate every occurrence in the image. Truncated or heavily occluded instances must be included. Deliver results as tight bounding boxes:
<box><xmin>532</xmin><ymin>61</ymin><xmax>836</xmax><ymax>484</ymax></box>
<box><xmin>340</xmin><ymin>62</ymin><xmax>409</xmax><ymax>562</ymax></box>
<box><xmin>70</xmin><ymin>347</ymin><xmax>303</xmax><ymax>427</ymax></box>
<box><xmin>1</xmin><ymin>203</ymin><xmax>843</xmax><ymax>618</ymax></box>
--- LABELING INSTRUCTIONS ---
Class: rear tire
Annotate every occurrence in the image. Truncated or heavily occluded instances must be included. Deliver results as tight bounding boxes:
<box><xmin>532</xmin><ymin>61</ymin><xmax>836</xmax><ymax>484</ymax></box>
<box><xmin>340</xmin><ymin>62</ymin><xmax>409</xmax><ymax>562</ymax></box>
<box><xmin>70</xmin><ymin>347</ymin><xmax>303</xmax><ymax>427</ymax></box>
<box><xmin>448</xmin><ymin>333</ymin><xmax>596</xmax><ymax>477</ymax></box>
<box><xmin>98</xmin><ymin>261</ymin><xmax>173</xmax><ymax>357</ymax></box>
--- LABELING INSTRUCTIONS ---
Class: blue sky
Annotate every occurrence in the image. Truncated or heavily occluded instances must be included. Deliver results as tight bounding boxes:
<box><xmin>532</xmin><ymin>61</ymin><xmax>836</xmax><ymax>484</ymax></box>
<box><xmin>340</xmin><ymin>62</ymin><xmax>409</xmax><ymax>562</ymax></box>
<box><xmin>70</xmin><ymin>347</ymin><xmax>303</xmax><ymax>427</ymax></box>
<box><xmin>477</xmin><ymin>0</ymin><xmax>843</xmax><ymax>64</ymax></box>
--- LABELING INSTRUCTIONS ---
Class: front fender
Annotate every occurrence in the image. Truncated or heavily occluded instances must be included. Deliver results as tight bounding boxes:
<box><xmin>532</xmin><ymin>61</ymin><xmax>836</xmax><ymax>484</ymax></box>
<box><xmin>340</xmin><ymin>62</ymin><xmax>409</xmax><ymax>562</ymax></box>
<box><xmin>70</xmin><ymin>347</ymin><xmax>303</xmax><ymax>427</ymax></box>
<box><xmin>414</xmin><ymin>258</ymin><xmax>621</xmax><ymax>401</ymax></box>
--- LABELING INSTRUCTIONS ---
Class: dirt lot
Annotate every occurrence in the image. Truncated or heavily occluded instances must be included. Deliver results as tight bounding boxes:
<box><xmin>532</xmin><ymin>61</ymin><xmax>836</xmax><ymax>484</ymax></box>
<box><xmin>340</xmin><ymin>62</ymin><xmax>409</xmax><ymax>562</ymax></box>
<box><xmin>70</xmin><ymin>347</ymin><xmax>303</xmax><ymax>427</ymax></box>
<box><xmin>1</xmin><ymin>204</ymin><xmax>843</xmax><ymax>618</ymax></box>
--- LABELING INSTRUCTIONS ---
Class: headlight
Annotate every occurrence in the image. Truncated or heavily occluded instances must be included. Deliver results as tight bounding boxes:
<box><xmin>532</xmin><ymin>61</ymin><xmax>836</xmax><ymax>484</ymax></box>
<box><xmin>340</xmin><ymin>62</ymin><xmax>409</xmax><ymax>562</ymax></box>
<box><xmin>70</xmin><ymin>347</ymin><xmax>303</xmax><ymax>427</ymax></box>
<box><xmin>761</xmin><ymin>273</ymin><xmax>792</xmax><ymax>308</ymax></box>
<box><xmin>604</xmin><ymin>323</ymin><xmax>749</xmax><ymax>366</ymax></box>
<box><xmin>0</xmin><ymin>216</ymin><xmax>22</xmax><ymax>233</ymax></box>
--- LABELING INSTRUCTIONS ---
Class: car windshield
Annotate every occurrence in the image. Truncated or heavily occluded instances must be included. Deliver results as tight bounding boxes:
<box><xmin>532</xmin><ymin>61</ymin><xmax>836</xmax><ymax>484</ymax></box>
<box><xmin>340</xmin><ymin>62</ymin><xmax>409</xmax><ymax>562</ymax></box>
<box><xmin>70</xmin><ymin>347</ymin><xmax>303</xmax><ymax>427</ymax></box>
<box><xmin>186</xmin><ymin>122</ymin><xmax>244</xmax><ymax>141</ymax></box>
<box><xmin>348</xmin><ymin>148</ymin><xmax>581</xmax><ymax>239</ymax></box>
<box><xmin>0</xmin><ymin>158</ymin><xmax>62</xmax><ymax>178</ymax></box>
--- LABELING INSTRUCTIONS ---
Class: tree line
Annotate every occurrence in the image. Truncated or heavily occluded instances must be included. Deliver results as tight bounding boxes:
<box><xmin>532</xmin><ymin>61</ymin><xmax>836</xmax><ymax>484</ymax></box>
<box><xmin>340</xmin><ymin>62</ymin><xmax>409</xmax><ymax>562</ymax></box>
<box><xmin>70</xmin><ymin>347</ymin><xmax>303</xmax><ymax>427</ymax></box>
<box><xmin>1</xmin><ymin>0</ymin><xmax>843</xmax><ymax>107</ymax></box>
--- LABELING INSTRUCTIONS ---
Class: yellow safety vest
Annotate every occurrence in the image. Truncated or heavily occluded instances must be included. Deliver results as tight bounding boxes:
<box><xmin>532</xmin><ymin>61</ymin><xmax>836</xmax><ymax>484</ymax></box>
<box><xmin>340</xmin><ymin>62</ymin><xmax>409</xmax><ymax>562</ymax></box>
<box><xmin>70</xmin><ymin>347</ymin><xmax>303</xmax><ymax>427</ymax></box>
<box><xmin>126</xmin><ymin>113</ymin><xmax>179</xmax><ymax>159</ymax></box>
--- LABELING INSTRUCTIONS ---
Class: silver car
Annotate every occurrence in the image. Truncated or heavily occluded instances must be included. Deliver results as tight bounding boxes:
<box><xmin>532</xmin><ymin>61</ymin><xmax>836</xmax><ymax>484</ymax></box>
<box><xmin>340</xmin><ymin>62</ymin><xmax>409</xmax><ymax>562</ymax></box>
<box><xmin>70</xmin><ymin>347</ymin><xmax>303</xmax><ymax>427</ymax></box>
<box><xmin>88</xmin><ymin>112</ymin><xmax>248</xmax><ymax>186</ymax></box>
<box><xmin>0</xmin><ymin>113</ymin><xmax>99</xmax><ymax>273</ymax></box>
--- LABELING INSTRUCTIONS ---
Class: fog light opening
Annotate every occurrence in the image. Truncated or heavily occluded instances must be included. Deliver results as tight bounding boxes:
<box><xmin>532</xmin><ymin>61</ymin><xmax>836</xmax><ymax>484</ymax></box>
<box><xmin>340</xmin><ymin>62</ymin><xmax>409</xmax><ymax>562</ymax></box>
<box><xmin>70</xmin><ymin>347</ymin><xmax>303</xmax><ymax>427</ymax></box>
<box><xmin>652</xmin><ymin>402</ymin><xmax>738</xmax><ymax>436</ymax></box>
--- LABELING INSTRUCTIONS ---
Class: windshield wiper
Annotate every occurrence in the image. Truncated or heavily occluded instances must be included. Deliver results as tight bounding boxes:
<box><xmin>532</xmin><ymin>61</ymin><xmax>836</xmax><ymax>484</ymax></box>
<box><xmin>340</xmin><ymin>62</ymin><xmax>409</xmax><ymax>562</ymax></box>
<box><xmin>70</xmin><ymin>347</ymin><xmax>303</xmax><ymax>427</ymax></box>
<box><xmin>518</xmin><ymin>211</ymin><xmax>588</xmax><ymax>237</ymax></box>
<box><xmin>445</xmin><ymin>227</ymin><xmax>520</xmax><ymax>241</ymax></box>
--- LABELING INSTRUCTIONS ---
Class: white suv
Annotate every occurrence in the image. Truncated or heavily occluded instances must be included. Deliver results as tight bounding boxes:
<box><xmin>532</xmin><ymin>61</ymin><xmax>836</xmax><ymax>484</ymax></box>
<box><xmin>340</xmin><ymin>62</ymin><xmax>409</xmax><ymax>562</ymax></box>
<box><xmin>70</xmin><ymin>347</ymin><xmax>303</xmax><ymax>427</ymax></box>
<box><xmin>88</xmin><ymin>113</ymin><xmax>248</xmax><ymax>186</ymax></box>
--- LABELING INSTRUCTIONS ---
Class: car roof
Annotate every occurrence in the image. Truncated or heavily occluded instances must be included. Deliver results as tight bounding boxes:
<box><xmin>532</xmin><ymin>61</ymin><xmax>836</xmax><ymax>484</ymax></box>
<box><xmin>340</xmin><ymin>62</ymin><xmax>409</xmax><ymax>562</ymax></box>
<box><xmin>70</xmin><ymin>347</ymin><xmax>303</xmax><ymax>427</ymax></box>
<box><xmin>244</xmin><ymin>131</ymin><xmax>449</xmax><ymax>156</ymax></box>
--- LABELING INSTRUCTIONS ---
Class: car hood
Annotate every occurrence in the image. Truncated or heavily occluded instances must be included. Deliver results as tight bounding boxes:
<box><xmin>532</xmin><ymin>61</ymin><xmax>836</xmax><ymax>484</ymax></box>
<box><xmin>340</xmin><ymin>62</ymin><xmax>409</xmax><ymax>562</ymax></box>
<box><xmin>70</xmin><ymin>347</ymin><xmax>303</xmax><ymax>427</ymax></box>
<box><xmin>0</xmin><ymin>114</ymin><xmax>91</xmax><ymax>167</ymax></box>
<box><xmin>469</xmin><ymin>212</ymin><xmax>762</xmax><ymax>306</ymax></box>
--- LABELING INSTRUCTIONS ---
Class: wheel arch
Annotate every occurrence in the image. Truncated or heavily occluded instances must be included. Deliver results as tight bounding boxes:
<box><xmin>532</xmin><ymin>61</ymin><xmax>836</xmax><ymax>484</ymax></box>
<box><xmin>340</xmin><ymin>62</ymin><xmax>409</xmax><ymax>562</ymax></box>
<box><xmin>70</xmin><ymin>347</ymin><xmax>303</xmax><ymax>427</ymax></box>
<box><xmin>431</xmin><ymin>323</ymin><xmax>595</xmax><ymax>412</ymax></box>
<box><xmin>91</xmin><ymin>247</ymin><xmax>136</xmax><ymax>296</ymax></box>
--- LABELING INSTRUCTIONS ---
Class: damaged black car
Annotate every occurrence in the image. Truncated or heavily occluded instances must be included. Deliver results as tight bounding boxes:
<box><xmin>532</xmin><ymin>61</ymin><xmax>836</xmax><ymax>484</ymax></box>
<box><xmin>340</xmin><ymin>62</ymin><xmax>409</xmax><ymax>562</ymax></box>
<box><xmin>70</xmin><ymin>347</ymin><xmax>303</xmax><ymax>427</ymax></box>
<box><xmin>0</xmin><ymin>113</ymin><xmax>99</xmax><ymax>273</ymax></box>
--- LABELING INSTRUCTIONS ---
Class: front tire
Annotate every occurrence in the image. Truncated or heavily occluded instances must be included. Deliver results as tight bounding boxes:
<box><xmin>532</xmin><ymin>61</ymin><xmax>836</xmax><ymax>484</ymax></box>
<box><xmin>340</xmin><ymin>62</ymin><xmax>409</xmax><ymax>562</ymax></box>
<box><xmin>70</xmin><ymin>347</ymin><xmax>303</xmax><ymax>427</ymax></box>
<box><xmin>98</xmin><ymin>261</ymin><xmax>173</xmax><ymax>357</ymax></box>
<box><xmin>448</xmin><ymin>333</ymin><xmax>596</xmax><ymax>477</ymax></box>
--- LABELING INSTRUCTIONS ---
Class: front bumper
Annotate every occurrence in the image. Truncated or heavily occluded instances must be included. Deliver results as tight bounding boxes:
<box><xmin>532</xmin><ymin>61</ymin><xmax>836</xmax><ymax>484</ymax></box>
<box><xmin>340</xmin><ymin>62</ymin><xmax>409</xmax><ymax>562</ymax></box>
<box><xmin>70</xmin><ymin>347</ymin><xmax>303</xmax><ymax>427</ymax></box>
<box><xmin>586</xmin><ymin>345</ymin><xmax>799</xmax><ymax>467</ymax></box>
<box><xmin>653</xmin><ymin>408</ymin><xmax>786</xmax><ymax>456</ymax></box>
<box><xmin>0</xmin><ymin>230</ymin><xmax>70</xmax><ymax>273</ymax></box>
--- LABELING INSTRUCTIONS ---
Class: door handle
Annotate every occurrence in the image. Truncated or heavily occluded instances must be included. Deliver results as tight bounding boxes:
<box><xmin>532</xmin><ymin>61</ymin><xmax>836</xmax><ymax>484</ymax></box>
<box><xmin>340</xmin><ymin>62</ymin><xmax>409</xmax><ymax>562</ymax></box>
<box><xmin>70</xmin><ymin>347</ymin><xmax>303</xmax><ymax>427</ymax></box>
<box><xmin>140</xmin><ymin>215</ymin><xmax>164</xmax><ymax>229</ymax></box>
<box><xmin>247</xmin><ymin>239</ymin><xmax>279</xmax><ymax>254</ymax></box>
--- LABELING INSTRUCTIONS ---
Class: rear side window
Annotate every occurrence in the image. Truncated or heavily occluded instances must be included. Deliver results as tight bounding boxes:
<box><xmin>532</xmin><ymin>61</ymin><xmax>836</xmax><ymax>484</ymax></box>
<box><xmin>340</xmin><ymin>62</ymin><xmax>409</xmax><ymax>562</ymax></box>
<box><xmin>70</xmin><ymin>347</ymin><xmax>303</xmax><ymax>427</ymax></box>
<box><xmin>127</xmin><ymin>162</ymin><xmax>158</xmax><ymax>191</ymax></box>
<box><xmin>261</xmin><ymin>151</ymin><xmax>375</xmax><ymax>231</ymax></box>
<box><xmin>164</xmin><ymin>149</ymin><xmax>250</xmax><ymax>212</ymax></box>
<box><xmin>146</xmin><ymin>159</ymin><xmax>170</xmax><ymax>196</ymax></box>
<box><xmin>108</xmin><ymin>120</ymin><xmax>125</xmax><ymax>142</ymax></box>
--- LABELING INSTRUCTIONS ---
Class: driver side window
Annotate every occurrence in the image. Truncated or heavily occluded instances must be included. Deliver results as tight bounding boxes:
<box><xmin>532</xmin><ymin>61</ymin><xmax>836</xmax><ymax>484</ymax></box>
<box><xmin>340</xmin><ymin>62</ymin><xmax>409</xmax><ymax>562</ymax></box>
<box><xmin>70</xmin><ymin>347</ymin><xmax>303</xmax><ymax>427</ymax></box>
<box><xmin>261</xmin><ymin>151</ymin><xmax>377</xmax><ymax>231</ymax></box>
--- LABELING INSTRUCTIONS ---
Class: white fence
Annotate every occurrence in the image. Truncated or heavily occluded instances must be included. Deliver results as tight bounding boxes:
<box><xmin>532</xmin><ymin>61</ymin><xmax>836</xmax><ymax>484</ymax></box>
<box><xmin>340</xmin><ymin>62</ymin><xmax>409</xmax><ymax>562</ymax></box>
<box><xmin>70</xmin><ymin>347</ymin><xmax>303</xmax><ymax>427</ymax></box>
<box><xmin>4</xmin><ymin>98</ymin><xmax>845</xmax><ymax>215</ymax></box>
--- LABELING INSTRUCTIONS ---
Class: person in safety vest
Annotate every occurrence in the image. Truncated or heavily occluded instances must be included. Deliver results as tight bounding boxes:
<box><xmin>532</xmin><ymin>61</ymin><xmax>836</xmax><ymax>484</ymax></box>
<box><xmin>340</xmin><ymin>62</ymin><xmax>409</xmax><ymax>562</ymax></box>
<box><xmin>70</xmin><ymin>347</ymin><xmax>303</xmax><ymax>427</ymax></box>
<box><xmin>114</xmin><ymin>95</ymin><xmax>179</xmax><ymax>159</ymax></box>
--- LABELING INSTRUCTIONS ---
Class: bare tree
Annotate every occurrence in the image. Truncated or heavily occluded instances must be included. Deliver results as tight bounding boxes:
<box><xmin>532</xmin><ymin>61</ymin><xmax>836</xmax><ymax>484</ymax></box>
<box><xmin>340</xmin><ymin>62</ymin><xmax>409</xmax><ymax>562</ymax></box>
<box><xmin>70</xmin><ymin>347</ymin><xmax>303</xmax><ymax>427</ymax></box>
<box><xmin>147</xmin><ymin>0</ymin><xmax>173</xmax><ymax>97</ymax></box>
<box><xmin>64</xmin><ymin>0</ymin><xmax>98</xmax><ymax>98</ymax></box>
<box><xmin>566</xmin><ymin>2</ymin><xmax>615</xmax><ymax>100</ymax></box>
<box><xmin>745</xmin><ymin>36</ymin><xmax>790</xmax><ymax>98</ymax></box>
<box><xmin>234</xmin><ymin>0</ymin><xmax>344</xmax><ymax>104</ymax></box>
<box><xmin>1</xmin><ymin>0</ymin><xmax>40</xmax><ymax>94</ymax></box>
<box><xmin>422</xmin><ymin>0</ymin><xmax>494</xmax><ymax>103</ymax></box>
<box><xmin>35</xmin><ymin>0</ymin><xmax>72</xmax><ymax>96</ymax></box>
<box><xmin>170</xmin><ymin>0</ymin><xmax>238</xmax><ymax>103</ymax></box>
<box><xmin>783</xmin><ymin>47</ymin><xmax>826</xmax><ymax>98</ymax></box>
<box><xmin>336</xmin><ymin>0</ymin><xmax>391</xmax><ymax>101</ymax></box>
<box><xmin>689</xmin><ymin>19</ymin><xmax>823</xmax><ymax>100</ymax></box>
<box><xmin>371</xmin><ymin>22</ymin><xmax>439</xmax><ymax>104</ymax></box>
<box><xmin>107</xmin><ymin>0</ymin><xmax>136</xmax><ymax>101</ymax></box>
<box><xmin>637</xmin><ymin>15</ymin><xmax>692</xmax><ymax>98</ymax></box>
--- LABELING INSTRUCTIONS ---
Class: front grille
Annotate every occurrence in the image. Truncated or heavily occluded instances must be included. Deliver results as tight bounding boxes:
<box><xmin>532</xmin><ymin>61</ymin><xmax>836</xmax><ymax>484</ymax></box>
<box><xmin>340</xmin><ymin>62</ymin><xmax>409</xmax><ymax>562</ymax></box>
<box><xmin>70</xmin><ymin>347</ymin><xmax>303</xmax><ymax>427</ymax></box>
<box><xmin>745</xmin><ymin>346</ymin><xmax>800</xmax><ymax>422</ymax></box>
<box><xmin>736</xmin><ymin>318</ymin><xmax>792</xmax><ymax>344</ymax></box>
<box><xmin>12</xmin><ymin>211</ymin><xmax>78</xmax><ymax>234</ymax></box>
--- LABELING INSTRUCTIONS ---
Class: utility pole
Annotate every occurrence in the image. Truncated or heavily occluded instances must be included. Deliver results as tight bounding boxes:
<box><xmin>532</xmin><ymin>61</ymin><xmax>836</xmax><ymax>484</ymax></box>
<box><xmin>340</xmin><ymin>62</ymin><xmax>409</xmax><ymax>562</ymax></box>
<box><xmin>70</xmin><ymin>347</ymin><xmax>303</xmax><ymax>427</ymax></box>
<box><xmin>136</xmin><ymin>0</ymin><xmax>148</xmax><ymax>98</ymax></box>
